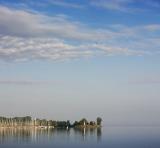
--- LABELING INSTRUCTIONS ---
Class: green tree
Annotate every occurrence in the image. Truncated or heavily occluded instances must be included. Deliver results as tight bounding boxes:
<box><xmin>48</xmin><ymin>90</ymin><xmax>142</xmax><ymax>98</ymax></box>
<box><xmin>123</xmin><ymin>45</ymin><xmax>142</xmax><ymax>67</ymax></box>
<box><xmin>66</xmin><ymin>120</ymin><xmax>71</xmax><ymax>127</ymax></box>
<box><xmin>79</xmin><ymin>118</ymin><xmax>88</xmax><ymax>126</ymax></box>
<box><xmin>90</xmin><ymin>121</ymin><xmax>95</xmax><ymax>126</ymax></box>
<box><xmin>96</xmin><ymin>117</ymin><xmax>102</xmax><ymax>126</ymax></box>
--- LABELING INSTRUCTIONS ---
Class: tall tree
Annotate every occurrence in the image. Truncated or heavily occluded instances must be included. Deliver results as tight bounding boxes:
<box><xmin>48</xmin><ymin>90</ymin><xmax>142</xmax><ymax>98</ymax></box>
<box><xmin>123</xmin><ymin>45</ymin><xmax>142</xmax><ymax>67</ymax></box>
<box><xmin>96</xmin><ymin>117</ymin><xmax>102</xmax><ymax>126</ymax></box>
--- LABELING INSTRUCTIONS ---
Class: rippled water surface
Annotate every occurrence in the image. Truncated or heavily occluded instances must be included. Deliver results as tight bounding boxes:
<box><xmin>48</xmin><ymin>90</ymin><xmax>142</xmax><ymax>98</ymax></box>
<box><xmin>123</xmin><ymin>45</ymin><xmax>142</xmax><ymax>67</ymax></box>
<box><xmin>0</xmin><ymin>126</ymin><xmax>160</xmax><ymax>148</ymax></box>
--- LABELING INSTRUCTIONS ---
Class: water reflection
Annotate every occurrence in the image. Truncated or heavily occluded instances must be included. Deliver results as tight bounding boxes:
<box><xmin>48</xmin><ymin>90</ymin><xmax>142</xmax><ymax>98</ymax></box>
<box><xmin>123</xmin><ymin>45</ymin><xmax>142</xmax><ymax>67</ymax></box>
<box><xmin>73</xmin><ymin>127</ymin><xmax>102</xmax><ymax>142</ymax></box>
<box><xmin>97</xmin><ymin>127</ymin><xmax>102</xmax><ymax>142</ymax></box>
<box><xmin>0</xmin><ymin>127</ymin><xmax>102</xmax><ymax>144</ymax></box>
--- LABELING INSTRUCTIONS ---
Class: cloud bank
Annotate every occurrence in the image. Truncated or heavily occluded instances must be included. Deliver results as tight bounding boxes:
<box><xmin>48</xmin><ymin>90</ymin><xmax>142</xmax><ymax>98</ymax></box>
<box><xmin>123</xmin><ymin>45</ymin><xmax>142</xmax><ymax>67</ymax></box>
<box><xmin>91</xmin><ymin>0</ymin><xmax>160</xmax><ymax>12</ymax></box>
<box><xmin>0</xmin><ymin>80</ymin><xmax>59</xmax><ymax>85</ymax></box>
<box><xmin>0</xmin><ymin>5</ymin><xmax>159</xmax><ymax>62</ymax></box>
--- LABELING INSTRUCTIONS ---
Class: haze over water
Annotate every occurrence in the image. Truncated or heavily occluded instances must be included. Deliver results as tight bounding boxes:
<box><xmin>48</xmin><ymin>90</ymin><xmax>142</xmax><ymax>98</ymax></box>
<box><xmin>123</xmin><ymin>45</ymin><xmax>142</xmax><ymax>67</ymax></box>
<box><xmin>0</xmin><ymin>0</ymin><xmax>160</xmax><ymax>126</ymax></box>
<box><xmin>1</xmin><ymin>126</ymin><xmax>160</xmax><ymax>148</ymax></box>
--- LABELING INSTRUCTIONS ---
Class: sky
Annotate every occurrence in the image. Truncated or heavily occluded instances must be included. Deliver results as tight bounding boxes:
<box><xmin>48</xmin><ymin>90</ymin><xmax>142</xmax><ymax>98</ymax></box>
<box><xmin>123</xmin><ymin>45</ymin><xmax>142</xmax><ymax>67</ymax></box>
<box><xmin>0</xmin><ymin>0</ymin><xmax>160</xmax><ymax>125</ymax></box>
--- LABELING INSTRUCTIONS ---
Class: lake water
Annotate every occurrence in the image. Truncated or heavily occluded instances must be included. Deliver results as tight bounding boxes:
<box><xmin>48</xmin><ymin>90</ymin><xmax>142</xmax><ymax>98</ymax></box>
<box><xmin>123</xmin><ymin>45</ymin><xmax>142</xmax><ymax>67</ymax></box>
<box><xmin>0</xmin><ymin>126</ymin><xmax>160</xmax><ymax>148</ymax></box>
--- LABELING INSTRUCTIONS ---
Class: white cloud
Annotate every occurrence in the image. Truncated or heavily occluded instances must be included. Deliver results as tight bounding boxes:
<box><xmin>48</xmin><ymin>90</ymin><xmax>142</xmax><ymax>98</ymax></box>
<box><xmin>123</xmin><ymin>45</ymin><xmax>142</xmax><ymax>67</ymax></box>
<box><xmin>91</xmin><ymin>0</ymin><xmax>138</xmax><ymax>12</ymax></box>
<box><xmin>1</xmin><ymin>36</ymin><xmax>144</xmax><ymax>62</ymax></box>
<box><xmin>0</xmin><ymin>5</ymin><xmax>159</xmax><ymax>62</ymax></box>
<box><xmin>0</xmin><ymin>80</ymin><xmax>59</xmax><ymax>85</ymax></box>
<box><xmin>91</xmin><ymin>0</ymin><xmax>160</xmax><ymax>12</ymax></box>
<box><xmin>144</xmin><ymin>0</ymin><xmax>160</xmax><ymax>8</ymax></box>
<box><xmin>47</xmin><ymin>0</ymin><xmax>84</xmax><ymax>9</ymax></box>
<box><xmin>144</xmin><ymin>24</ymin><xmax>160</xmax><ymax>31</ymax></box>
<box><xmin>129</xmin><ymin>75</ymin><xmax>160</xmax><ymax>85</ymax></box>
<box><xmin>0</xmin><ymin>6</ymin><xmax>112</xmax><ymax>41</ymax></box>
<box><xmin>0</xmin><ymin>36</ymin><xmax>95</xmax><ymax>61</ymax></box>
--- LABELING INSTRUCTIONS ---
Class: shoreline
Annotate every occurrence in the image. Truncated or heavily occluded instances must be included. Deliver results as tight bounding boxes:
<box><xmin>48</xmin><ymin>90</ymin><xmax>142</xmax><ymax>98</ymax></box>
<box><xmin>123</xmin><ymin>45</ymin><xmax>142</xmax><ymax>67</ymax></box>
<box><xmin>0</xmin><ymin>116</ymin><xmax>102</xmax><ymax>128</ymax></box>
<box><xmin>0</xmin><ymin>125</ymin><xmax>102</xmax><ymax>129</ymax></box>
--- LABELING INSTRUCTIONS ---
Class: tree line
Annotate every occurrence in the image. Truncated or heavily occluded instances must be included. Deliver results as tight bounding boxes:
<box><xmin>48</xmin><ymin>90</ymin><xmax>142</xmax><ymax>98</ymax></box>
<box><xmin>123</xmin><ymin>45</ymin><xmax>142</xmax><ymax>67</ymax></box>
<box><xmin>0</xmin><ymin>116</ymin><xmax>102</xmax><ymax>128</ymax></box>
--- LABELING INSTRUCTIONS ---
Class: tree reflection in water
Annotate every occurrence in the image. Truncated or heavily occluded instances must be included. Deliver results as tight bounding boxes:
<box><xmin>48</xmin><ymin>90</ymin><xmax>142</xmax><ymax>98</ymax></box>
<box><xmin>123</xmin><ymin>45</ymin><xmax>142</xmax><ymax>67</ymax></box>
<box><xmin>0</xmin><ymin>127</ymin><xmax>102</xmax><ymax>144</ymax></box>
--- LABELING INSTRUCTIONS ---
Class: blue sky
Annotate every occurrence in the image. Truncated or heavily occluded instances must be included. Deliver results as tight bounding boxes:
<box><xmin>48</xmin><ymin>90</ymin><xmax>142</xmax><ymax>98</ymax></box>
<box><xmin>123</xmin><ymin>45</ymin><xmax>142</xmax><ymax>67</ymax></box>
<box><xmin>0</xmin><ymin>0</ymin><xmax>160</xmax><ymax>125</ymax></box>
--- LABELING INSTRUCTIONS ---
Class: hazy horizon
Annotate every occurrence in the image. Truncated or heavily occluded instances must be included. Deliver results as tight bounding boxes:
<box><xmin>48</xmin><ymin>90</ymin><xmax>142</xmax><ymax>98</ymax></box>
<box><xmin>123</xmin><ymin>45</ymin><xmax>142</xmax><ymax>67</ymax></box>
<box><xmin>0</xmin><ymin>0</ymin><xmax>160</xmax><ymax>126</ymax></box>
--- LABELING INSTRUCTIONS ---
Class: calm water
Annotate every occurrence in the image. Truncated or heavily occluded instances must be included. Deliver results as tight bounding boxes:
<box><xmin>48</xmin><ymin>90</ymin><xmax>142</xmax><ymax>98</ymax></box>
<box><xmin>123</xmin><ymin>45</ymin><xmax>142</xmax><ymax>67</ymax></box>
<box><xmin>0</xmin><ymin>126</ymin><xmax>160</xmax><ymax>148</ymax></box>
